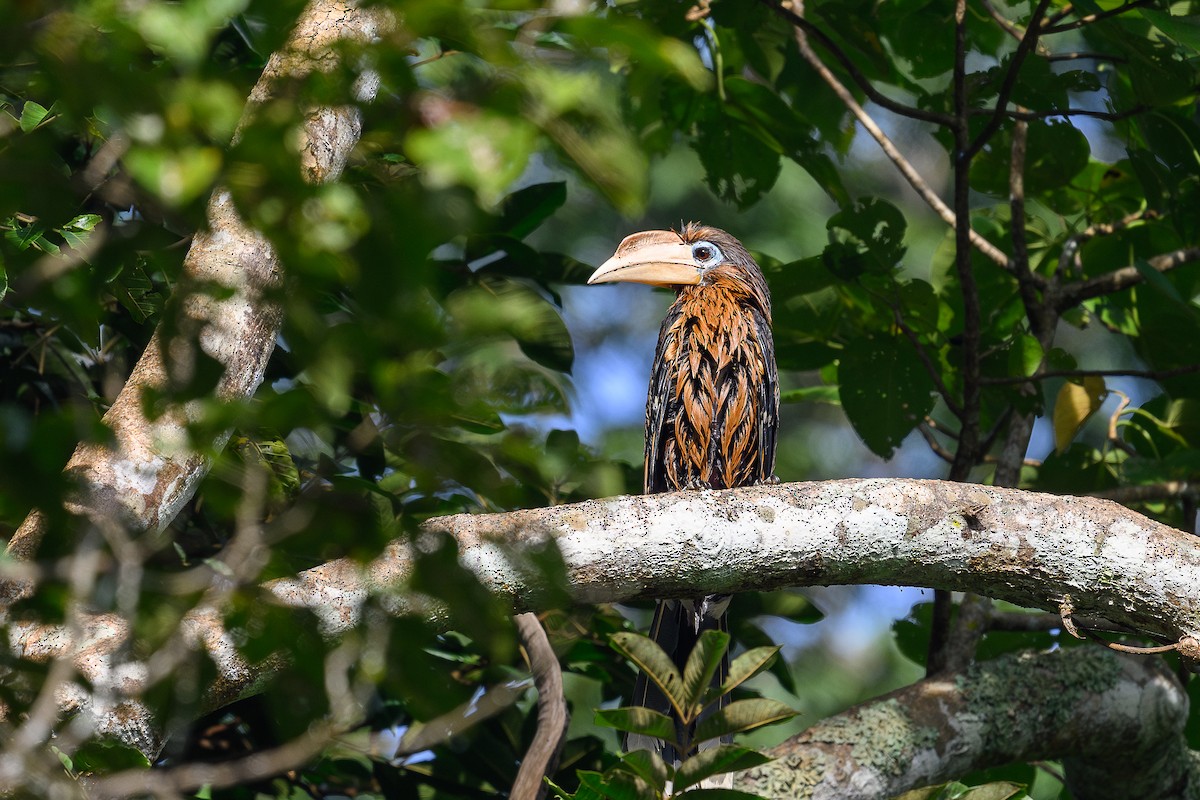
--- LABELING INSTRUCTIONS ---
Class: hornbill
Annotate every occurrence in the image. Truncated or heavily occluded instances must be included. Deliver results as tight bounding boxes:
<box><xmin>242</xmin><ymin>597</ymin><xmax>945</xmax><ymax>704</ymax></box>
<box><xmin>588</xmin><ymin>223</ymin><xmax>779</xmax><ymax>762</ymax></box>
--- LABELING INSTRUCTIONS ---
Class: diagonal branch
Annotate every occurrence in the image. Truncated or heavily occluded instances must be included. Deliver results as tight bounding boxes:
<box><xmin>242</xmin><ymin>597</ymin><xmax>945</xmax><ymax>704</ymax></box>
<box><xmin>780</xmin><ymin>6</ymin><xmax>1012</xmax><ymax>272</ymax></box>
<box><xmin>761</xmin><ymin>0</ymin><xmax>954</xmax><ymax>126</ymax></box>
<box><xmin>1043</xmin><ymin>0</ymin><xmax>1158</xmax><ymax>33</ymax></box>
<box><xmin>964</xmin><ymin>0</ymin><xmax>1053</xmax><ymax>161</ymax></box>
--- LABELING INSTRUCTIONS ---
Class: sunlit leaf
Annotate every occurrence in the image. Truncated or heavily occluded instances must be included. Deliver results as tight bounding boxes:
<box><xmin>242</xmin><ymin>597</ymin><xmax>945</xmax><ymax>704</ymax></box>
<box><xmin>610</xmin><ymin>631</ymin><xmax>686</xmax><ymax>717</ymax></box>
<box><xmin>720</xmin><ymin>646</ymin><xmax>781</xmax><ymax>696</ymax></box>
<box><xmin>674</xmin><ymin>745</ymin><xmax>772</xmax><ymax>792</ymax></box>
<box><xmin>682</xmin><ymin>630</ymin><xmax>729</xmax><ymax>711</ymax></box>
<box><xmin>1052</xmin><ymin>377</ymin><xmax>1106</xmax><ymax>453</ymax></box>
<box><xmin>691</xmin><ymin>698</ymin><xmax>796</xmax><ymax>744</ymax></box>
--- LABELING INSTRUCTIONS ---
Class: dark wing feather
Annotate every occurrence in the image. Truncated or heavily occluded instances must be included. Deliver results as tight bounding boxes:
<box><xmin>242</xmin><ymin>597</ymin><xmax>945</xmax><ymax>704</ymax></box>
<box><xmin>754</xmin><ymin>306</ymin><xmax>779</xmax><ymax>480</ymax></box>
<box><xmin>644</xmin><ymin>306</ymin><xmax>681</xmax><ymax>494</ymax></box>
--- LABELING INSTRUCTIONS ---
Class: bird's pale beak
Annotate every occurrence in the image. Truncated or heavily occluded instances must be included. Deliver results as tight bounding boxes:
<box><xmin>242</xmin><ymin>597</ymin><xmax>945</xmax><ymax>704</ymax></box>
<box><xmin>587</xmin><ymin>238</ymin><xmax>703</xmax><ymax>288</ymax></box>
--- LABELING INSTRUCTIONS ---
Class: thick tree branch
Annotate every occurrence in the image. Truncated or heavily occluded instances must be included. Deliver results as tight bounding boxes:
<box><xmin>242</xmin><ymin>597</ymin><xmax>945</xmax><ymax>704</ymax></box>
<box><xmin>17</xmin><ymin>478</ymin><xmax>1200</xmax><ymax>759</ymax></box>
<box><xmin>735</xmin><ymin>647</ymin><xmax>1194</xmax><ymax>800</ymax></box>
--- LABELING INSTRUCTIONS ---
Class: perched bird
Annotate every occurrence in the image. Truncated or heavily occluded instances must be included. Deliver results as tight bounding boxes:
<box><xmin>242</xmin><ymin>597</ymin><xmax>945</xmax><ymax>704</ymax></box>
<box><xmin>588</xmin><ymin>223</ymin><xmax>779</xmax><ymax>762</ymax></box>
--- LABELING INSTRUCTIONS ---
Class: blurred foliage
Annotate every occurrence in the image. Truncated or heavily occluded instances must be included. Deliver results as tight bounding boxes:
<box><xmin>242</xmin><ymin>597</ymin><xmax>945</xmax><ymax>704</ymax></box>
<box><xmin>0</xmin><ymin>0</ymin><xmax>1198</xmax><ymax>797</ymax></box>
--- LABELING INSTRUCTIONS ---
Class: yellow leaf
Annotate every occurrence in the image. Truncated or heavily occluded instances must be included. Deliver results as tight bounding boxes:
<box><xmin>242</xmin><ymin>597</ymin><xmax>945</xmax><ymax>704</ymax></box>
<box><xmin>1053</xmin><ymin>376</ymin><xmax>1106</xmax><ymax>453</ymax></box>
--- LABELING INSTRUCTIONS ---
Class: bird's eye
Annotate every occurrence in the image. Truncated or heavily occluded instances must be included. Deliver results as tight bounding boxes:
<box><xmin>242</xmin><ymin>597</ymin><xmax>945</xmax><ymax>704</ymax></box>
<box><xmin>692</xmin><ymin>242</ymin><xmax>721</xmax><ymax>264</ymax></box>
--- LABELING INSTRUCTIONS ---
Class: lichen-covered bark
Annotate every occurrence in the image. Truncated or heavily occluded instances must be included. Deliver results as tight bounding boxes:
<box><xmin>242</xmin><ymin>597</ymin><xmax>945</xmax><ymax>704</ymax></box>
<box><xmin>736</xmin><ymin>647</ymin><xmax>1197</xmax><ymax>800</ymax></box>
<box><xmin>4</xmin><ymin>0</ymin><xmax>385</xmax><ymax>567</ymax></box>
<box><xmin>403</xmin><ymin>479</ymin><xmax>1200</xmax><ymax>644</ymax></box>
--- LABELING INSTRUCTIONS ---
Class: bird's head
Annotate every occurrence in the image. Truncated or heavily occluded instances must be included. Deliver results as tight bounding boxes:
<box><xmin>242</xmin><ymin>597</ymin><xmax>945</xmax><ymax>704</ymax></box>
<box><xmin>588</xmin><ymin>222</ymin><xmax>771</xmax><ymax>314</ymax></box>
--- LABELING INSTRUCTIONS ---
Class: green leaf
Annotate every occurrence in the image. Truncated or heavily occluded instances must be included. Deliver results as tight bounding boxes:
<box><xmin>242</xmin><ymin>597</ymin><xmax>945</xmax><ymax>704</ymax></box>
<box><xmin>1133</xmin><ymin>257</ymin><xmax>1190</xmax><ymax>308</ymax></box>
<box><xmin>838</xmin><ymin>334</ymin><xmax>938</xmax><ymax>459</ymax></box>
<box><xmin>822</xmin><ymin>197</ymin><xmax>907</xmax><ymax>278</ymax></box>
<box><xmin>1140</xmin><ymin>9</ymin><xmax>1200</xmax><ymax>53</ymax></box>
<box><xmin>596</xmin><ymin>707</ymin><xmax>679</xmax><ymax>746</ymax></box>
<box><xmin>971</xmin><ymin>120</ymin><xmax>1089</xmax><ymax>197</ymax></box>
<box><xmin>763</xmin><ymin>255</ymin><xmax>839</xmax><ymax>300</ymax></box>
<box><xmin>720</xmin><ymin>646</ymin><xmax>780</xmax><ymax>696</ymax></box>
<box><xmin>498</xmin><ymin>181</ymin><xmax>567</xmax><ymax>239</ymax></box>
<box><xmin>609</xmin><ymin>631</ymin><xmax>686</xmax><ymax>717</ymax></box>
<box><xmin>616</xmin><ymin>749</ymin><xmax>671</xmax><ymax>792</ymax></box>
<box><xmin>406</xmin><ymin>111</ymin><xmax>538</xmax><ymax>206</ymax></box>
<box><xmin>1007</xmin><ymin>334</ymin><xmax>1043</xmax><ymax>378</ymax></box>
<box><xmin>583</xmin><ymin>768</ymin><xmax>657</xmax><ymax>800</ymax></box>
<box><xmin>691</xmin><ymin>698</ymin><xmax>796</xmax><ymax>744</ymax></box>
<box><xmin>124</xmin><ymin>145</ymin><xmax>222</xmax><ymax>206</ymax></box>
<box><xmin>682</xmin><ymin>629</ymin><xmax>730</xmax><ymax>711</ymax></box>
<box><xmin>67</xmin><ymin>738</ymin><xmax>153</xmax><ymax>773</ymax></box>
<box><xmin>19</xmin><ymin>100</ymin><xmax>51</xmax><ymax>132</ymax></box>
<box><xmin>674</xmin><ymin>745</ymin><xmax>772</xmax><ymax>792</ymax></box>
<box><xmin>780</xmin><ymin>386</ymin><xmax>839</xmax><ymax>405</ymax></box>
<box><xmin>692</xmin><ymin>96</ymin><xmax>781</xmax><ymax>210</ymax></box>
<box><xmin>676</xmin><ymin>790</ymin><xmax>766</xmax><ymax>800</ymax></box>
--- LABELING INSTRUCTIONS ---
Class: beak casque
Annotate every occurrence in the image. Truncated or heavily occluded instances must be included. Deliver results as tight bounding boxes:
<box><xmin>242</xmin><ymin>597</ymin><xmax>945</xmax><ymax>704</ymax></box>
<box><xmin>587</xmin><ymin>231</ymin><xmax>703</xmax><ymax>288</ymax></box>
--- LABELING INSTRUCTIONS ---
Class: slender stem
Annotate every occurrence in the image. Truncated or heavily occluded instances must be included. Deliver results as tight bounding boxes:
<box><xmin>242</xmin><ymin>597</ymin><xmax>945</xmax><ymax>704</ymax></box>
<box><xmin>701</xmin><ymin>19</ymin><xmax>726</xmax><ymax>102</ymax></box>
<box><xmin>982</xmin><ymin>364</ymin><xmax>1200</xmax><ymax>385</ymax></box>
<box><xmin>1058</xmin><ymin>247</ymin><xmax>1200</xmax><ymax>307</ymax></box>
<box><xmin>893</xmin><ymin>309</ymin><xmax>964</xmax><ymax>419</ymax></box>
<box><xmin>761</xmin><ymin>0</ymin><xmax>955</xmax><ymax>126</ymax></box>
<box><xmin>948</xmin><ymin>0</ymin><xmax>980</xmax><ymax>484</ymax></box>
<box><xmin>977</xmin><ymin>105</ymin><xmax>1146</xmax><ymax>122</ymax></box>
<box><xmin>1043</xmin><ymin>0</ymin><xmax>1157</xmax><ymax>33</ymax></box>
<box><xmin>782</xmin><ymin>9</ymin><xmax>1012</xmax><ymax>272</ymax></box>
<box><xmin>964</xmin><ymin>0</ymin><xmax>1053</xmax><ymax>161</ymax></box>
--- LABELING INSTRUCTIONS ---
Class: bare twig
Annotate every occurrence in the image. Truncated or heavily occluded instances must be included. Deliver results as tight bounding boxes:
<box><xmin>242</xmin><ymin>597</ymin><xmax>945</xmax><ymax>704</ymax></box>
<box><xmin>981</xmin><ymin>363</ymin><xmax>1200</xmax><ymax>385</ymax></box>
<box><xmin>892</xmin><ymin>311</ymin><xmax>964</xmax><ymax>418</ymax></box>
<box><xmin>85</xmin><ymin>722</ymin><xmax>340</xmax><ymax>799</ymax></box>
<box><xmin>1106</xmin><ymin>391</ymin><xmax>1137</xmax><ymax>457</ymax></box>
<box><xmin>512</xmin><ymin>613</ymin><xmax>569</xmax><ymax>800</ymax></box>
<box><xmin>997</xmin><ymin>105</ymin><xmax>1147</xmax><ymax>122</ymax></box>
<box><xmin>978</xmin><ymin>0</ymin><xmax>1024</xmax><ymax>41</ymax></box>
<box><xmin>1043</xmin><ymin>0</ymin><xmax>1157</xmax><ymax>33</ymax></box>
<box><xmin>989</xmin><ymin>610</ymin><xmax>1133</xmax><ymax>634</ymax></box>
<box><xmin>1056</xmin><ymin>210</ymin><xmax>1157</xmax><ymax>279</ymax></box>
<box><xmin>778</xmin><ymin>2</ymin><xmax>1012</xmax><ymax>272</ymax></box>
<box><xmin>1059</xmin><ymin>247</ymin><xmax>1200</xmax><ymax>307</ymax></box>
<box><xmin>1045</xmin><ymin>52</ymin><xmax>1126</xmax><ymax>63</ymax></box>
<box><xmin>964</xmin><ymin>0</ymin><xmax>1052</xmax><ymax>161</ymax></box>
<box><xmin>918</xmin><ymin>425</ymin><xmax>956</xmax><ymax>464</ymax></box>
<box><xmin>1081</xmin><ymin>629</ymin><xmax>1185</xmax><ymax>655</ymax></box>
